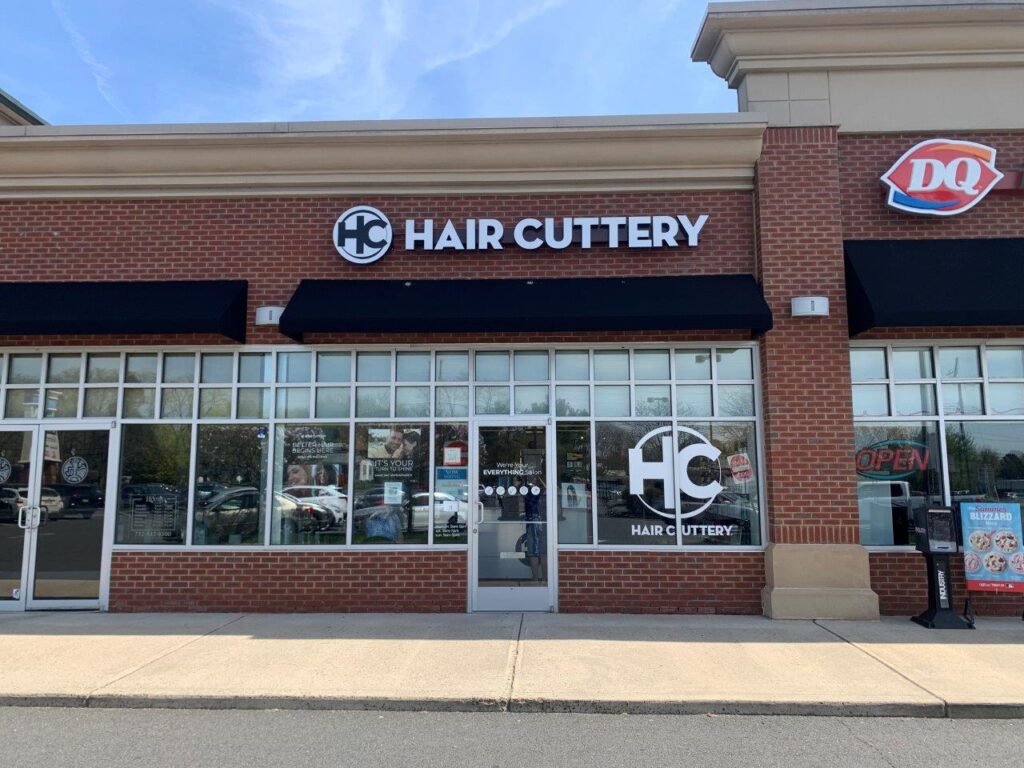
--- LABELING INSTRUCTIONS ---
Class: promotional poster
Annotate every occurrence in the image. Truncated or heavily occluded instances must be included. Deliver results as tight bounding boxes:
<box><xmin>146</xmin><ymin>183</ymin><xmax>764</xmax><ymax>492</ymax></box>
<box><xmin>959</xmin><ymin>501</ymin><xmax>1024</xmax><ymax>593</ymax></box>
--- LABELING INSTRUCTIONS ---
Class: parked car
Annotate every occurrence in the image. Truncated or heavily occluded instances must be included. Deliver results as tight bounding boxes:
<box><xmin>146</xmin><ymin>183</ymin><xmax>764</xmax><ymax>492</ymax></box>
<box><xmin>277</xmin><ymin>492</ymin><xmax>335</xmax><ymax>535</ymax></box>
<box><xmin>17</xmin><ymin>486</ymin><xmax>65</xmax><ymax>520</ymax></box>
<box><xmin>193</xmin><ymin>487</ymin><xmax>262</xmax><ymax>545</ymax></box>
<box><xmin>283</xmin><ymin>485</ymin><xmax>347</xmax><ymax>527</ymax></box>
<box><xmin>195</xmin><ymin>482</ymin><xmax>228</xmax><ymax>503</ymax></box>
<box><xmin>50</xmin><ymin>483</ymin><xmax>103</xmax><ymax>519</ymax></box>
<box><xmin>0</xmin><ymin>487</ymin><xmax>25</xmax><ymax>523</ymax></box>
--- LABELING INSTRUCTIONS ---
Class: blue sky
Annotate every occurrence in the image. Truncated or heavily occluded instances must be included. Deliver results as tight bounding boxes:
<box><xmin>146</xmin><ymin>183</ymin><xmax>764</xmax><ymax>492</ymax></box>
<box><xmin>2</xmin><ymin>1</ymin><xmax>739</xmax><ymax>125</ymax></box>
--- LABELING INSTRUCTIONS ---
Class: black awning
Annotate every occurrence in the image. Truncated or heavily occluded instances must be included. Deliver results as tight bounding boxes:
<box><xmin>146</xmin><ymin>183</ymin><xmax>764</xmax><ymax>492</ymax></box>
<box><xmin>278</xmin><ymin>275</ymin><xmax>772</xmax><ymax>340</ymax></box>
<box><xmin>0</xmin><ymin>280</ymin><xmax>248</xmax><ymax>341</ymax></box>
<box><xmin>845</xmin><ymin>239</ymin><xmax>1024</xmax><ymax>336</ymax></box>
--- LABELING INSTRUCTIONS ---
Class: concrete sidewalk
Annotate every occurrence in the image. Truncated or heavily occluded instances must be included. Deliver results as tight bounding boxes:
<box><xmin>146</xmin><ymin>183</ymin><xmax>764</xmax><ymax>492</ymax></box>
<box><xmin>1</xmin><ymin>612</ymin><xmax>1022</xmax><ymax>718</ymax></box>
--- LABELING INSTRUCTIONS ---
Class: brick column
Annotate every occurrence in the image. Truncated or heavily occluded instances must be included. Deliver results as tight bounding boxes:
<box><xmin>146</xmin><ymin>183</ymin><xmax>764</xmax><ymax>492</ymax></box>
<box><xmin>755</xmin><ymin>126</ymin><xmax>878</xmax><ymax>619</ymax></box>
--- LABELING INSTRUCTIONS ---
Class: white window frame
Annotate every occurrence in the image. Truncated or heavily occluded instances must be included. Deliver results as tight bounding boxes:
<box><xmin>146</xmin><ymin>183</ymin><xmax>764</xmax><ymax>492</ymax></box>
<box><xmin>0</xmin><ymin>341</ymin><xmax>767</xmax><ymax>554</ymax></box>
<box><xmin>851</xmin><ymin>340</ymin><xmax>1024</xmax><ymax>552</ymax></box>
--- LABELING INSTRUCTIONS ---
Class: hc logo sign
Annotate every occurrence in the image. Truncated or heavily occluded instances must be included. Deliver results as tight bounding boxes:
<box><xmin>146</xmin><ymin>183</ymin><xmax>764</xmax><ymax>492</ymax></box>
<box><xmin>627</xmin><ymin>426</ymin><xmax>723</xmax><ymax>520</ymax></box>
<box><xmin>881</xmin><ymin>139</ymin><xmax>1003</xmax><ymax>217</ymax></box>
<box><xmin>333</xmin><ymin>205</ymin><xmax>392</xmax><ymax>264</ymax></box>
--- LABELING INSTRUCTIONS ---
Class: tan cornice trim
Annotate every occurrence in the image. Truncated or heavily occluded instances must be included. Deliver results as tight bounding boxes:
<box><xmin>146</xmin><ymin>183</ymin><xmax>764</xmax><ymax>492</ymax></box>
<box><xmin>693</xmin><ymin>2</ymin><xmax>1024</xmax><ymax>82</ymax></box>
<box><xmin>0</xmin><ymin>115</ymin><xmax>767</xmax><ymax>197</ymax></box>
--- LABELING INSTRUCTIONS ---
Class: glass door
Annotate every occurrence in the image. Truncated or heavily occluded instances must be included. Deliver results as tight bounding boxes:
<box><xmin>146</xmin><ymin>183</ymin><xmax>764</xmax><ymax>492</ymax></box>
<box><xmin>0</xmin><ymin>425</ymin><xmax>112</xmax><ymax>610</ymax></box>
<box><xmin>472</xmin><ymin>422</ymin><xmax>553</xmax><ymax>612</ymax></box>
<box><xmin>0</xmin><ymin>427</ymin><xmax>39</xmax><ymax>610</ymax></box>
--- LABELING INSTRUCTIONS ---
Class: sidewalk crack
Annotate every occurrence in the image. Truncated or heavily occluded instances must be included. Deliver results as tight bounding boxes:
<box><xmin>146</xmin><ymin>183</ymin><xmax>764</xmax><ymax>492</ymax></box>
<box><xmin>812</xmin><ymin>619</ymin><xmax>949</xmax><ymax>717</ymax></box>
<box><xmin>85</xmin><ymin>614</ymin><xmax>247</xmax><ymax>703</ymax></box>
<box><xmin>503</xmin><ymin>613</ymin><xmax>525</xmax><ymax>713</ymax></box>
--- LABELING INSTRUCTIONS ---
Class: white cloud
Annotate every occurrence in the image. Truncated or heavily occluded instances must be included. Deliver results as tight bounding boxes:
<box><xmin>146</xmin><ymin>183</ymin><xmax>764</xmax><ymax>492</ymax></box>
<box><xmin>51</xmin><ymin>0</ymin><xmax>132</xmax><ymax>119</ymax></box>
<box><xmin>205</xmin><ymin>0</ymin><xmax>565</xmax><ymax>121</ymax></box>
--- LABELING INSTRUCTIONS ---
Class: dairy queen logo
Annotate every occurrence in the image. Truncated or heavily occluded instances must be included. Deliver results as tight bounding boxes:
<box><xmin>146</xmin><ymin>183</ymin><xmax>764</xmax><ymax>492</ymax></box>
<box><xmin>881</xmin><ymin>139</ymin><xmax>1003</xmax><ymax>217</ymax></box>
<box><xmin>61</xmin><ymin>454</ymin><xmax>89</xmax><ymax>485</ymax></box>
<box><xmin>628</xmin><ymin>425</ymin><xmax>723</xmax><ymax>519</ymax></box>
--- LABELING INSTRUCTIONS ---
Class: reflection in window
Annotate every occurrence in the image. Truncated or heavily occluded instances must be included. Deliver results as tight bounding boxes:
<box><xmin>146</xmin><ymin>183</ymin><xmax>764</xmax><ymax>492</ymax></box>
<box><xmin>854</xmin><ymin>422</ymin><xmax>941</xmax><ymax>546</ymax></box>
<box><xmin>193</xmin><ymin>424</ymin><xmax>268</xmax><ymax>545</ymax></box>
<box><xmin>596</xmin><ymin>421</ymin><xmax>672</xmax><ymax>545</ymax></box>
<box><xmin>678</xmin><ymin>422</ymin><xmax>760</xmax><ymax>545</ymax></box>
<box><xmin>352</xmin><ymin>423</ymin><xmax>429</xmax><ymax>544</ymax></box>
<box><xmin>433</xmin><ymin>423</ymin><xmax>469</xmax><ymax>543</ymax></box>
<box><xmin>556</xmin><ymin>422</ymin><xmax>592</xmax><ymax>544</ymax></box>
<box><xmin>272</xmin><ymin>424</ymin><xmax>349</xmax><ymax>545</ymax></box>
<box><xmin>317</xmin><ymin>352</ymin><xmax>351</xmax><ymax>383</ymax></box>
<box><xmin>116</xmin><ymin>424</ymin><xmax>192</xmax><ymax>545</ymax></box>
<box><xmin>947</xmin><ymin>422</ymin><xmax>1024</xmax><ymax>506</ymax></box>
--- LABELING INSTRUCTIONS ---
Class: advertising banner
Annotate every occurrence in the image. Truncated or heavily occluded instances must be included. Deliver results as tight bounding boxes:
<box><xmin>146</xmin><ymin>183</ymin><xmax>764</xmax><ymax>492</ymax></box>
<box><xmin>959</xmin><ymin>502</ymin><xmax>1024</xmax><ymax>593</ymax></box>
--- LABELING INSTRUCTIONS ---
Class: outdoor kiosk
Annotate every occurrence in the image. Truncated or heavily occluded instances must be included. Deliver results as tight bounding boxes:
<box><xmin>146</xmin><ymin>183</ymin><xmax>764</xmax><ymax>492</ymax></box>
<box><xmin>912</xmin><ymin>507</ymin><xmax>974</xmax><ymax>630</ymax></box>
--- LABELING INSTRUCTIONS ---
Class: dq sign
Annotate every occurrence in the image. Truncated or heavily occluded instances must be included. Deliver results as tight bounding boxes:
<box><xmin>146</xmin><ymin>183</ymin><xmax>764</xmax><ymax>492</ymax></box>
<box><xmin>881</xmin><ymin>139</ymin><xmax>1003</xmax><ymax>217</ymax></box>
<box><xmin>628</xmin><ymin>426</ymin><xmax>722</xmax><ymax>519</ymax></box>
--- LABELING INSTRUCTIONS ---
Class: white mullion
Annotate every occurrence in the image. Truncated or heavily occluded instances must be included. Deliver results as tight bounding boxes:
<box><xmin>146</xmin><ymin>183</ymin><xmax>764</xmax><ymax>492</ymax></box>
<box><xmin>427</xmin><ymin>421</ymin><xmax>436</xmax><ymax>546</ymax></box>
<box><xmin>264</xmin><ymin>422</ymin><xmax>275</xmax><ymax>547</ymax></box>
<box><xmin>345</xmin><ymin>421</ymin><xmax>356</xmax><ymax>546</ymax></box>
<box><xmin>884</xmin><ymin>346</ymin><xmax>896</xmax><ymax>417</ymax></box>
<box><xmin>185</xmin><ymin>417</ymin><xmax>199</xmax><ymax>547</ymax></box>
<box><xmin>710</xmin><ymin>346</ymin><xmax>720</xmax><ymax>418</ymax></box>
<box><xmin>979</xmin><ymin>341</ymin><xmax>992</xmax><ymax>416</ymax></box>
<box><xmin>229</xmin><ymin>351</ymin><xmax>240</xmax><ymax>420</ymax></box>
<box><xmin>154</xmin><ymin>351</ymin><xmax>165</xmax><ymax>420</ymax></box>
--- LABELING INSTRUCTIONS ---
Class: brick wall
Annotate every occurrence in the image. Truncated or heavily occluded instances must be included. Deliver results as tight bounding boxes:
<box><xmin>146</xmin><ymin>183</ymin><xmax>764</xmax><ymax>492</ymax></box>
<box><xmin>0</xmin><ymin>191</ymin><xmax>755</xmax><ymax>346</ymax></box>
<box><xmin>109</xmin><ymin>551</ymin><xmax>467</xmax><ymax>612</ymax></box>
<box><xmin>839</xmin><ymin>132</ymin><xmax>1024</xmax><ymax>241</ymax></box>
<box><xmin>558</xmin><ymin>551</ymin><xmax>764</xmax><ymax>614</ymax></box>
<box><xmin>869</xmin><ymin>552</ymin><xmax>1022</xmax><ymax>617</ymax></box>
<box><xmin>755</xmin><ymin>127</ymin><xmax>859</xmax><ymax>544</ymax></box>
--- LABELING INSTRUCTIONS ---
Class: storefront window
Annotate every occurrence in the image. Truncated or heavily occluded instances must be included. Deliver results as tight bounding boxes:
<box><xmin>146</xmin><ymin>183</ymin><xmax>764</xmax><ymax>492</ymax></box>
<box><xmin>352</xmin><ymin>423</ymin><xmax>429</xmax><ymax>544</ymax></box>
<box><xmin>596</xmin><ymin>421</ymin><xmax>673</xmax><ymax>545</ymax></box>
<box><xmin>433</xmin><ymin>423</ymin><xmax>469</xmax><ymax>544</ymax></box>
<box><xmin>946</xmin><ymin>422</ymin><xmax>1024</xmax><ymax>505</ymax></box>
<box><xmin>678</xmin><ymin>422</ymin><xmax>761</xmax><ymax>545</ymax></box>
<box><xmin>116</xmin><ymin>424</ymin><xmax>191</xmax><ymax>545</ymax></box>
<box><xmin>854</xmin><ymin>422</ymin><xmax>941</xmax><ymax>546</ymax></box>
<box><xmin>193</xmin><ymin>424</ymin><xmax>269</xmax><ymax>545</ymax></box>
<box><xmin>0</xmin><ymin>344</ymin><xmax>765</xmax><ymax>552</ymax></box>
<box><xmin>271</xmin><ymin>424</ymin><xmax>348</xmax><ymax>545</ymax></box>
<box><xmin>556</xmin><ymin>422</ymin><xmax>592</xmax><ymax>544</ymax></box>
<box><xmin>851</xmin><ymin>344</ymin><xmax>1024</xmax><ymax>547</ymax></box>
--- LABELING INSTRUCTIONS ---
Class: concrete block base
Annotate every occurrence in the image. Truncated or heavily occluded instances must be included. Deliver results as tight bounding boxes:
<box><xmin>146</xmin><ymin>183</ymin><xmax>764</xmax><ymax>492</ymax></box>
<box><xmin>762</xmin><ymin>543</ymin><xmax>880</xmax><ymax>620</ymax></box>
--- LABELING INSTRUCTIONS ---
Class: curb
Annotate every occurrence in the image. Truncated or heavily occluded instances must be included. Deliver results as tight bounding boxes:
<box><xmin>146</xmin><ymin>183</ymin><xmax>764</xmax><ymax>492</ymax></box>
<box><xmin>3</xmin><ymin>694</ymin><xmax>1023</xmax><ymax>718</ymax></box>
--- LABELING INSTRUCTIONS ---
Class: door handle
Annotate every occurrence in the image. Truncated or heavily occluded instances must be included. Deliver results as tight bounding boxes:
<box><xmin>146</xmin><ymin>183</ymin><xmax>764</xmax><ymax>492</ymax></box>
<box><xmin>17</xmin><ymin>505</ymin><xmax>28</xmax><ymax>529</ymax></box>
<box><xmin>32</xmin><ymin>506</ymin><xmax>44</xmax><ymax>528</ymax></box>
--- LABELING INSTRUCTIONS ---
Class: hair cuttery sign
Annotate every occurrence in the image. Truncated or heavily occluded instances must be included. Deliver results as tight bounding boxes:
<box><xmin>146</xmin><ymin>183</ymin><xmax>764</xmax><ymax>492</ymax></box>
<box><xmin>332</xmin><ymin>205</ymin><xmax>709</xmax><ymax>265</ymax></box>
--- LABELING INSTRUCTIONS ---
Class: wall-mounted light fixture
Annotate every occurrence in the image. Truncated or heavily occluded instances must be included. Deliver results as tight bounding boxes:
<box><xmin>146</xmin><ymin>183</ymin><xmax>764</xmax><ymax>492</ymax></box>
<box><xmin>790</xmin><ymin>296</ymin><xmax>829</xmax><ymax>317</ymax></box>
<box><xmin>254</xmin><ymin>306</ymin><xmax>285</xmax><ymax>326</ymax></box>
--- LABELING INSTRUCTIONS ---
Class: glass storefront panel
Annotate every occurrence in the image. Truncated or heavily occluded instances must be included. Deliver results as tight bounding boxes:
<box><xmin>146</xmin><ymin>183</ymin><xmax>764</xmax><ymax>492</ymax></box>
<box><xmin>352</xmin><ymin>423</ymin><xmax>429</xmax><ymax>544</ymax></box>
<box><xmin>433</xmin><ymin>423</ymin><xmax>469</xmax><ymax>544</ymax></box>
<box><xmin>272</xmin><ymin>424</ymin><xmax>348</xmax><ymax>545</ymax></box>
<box><xmin>946</xmin><ymin>422</ymin><xmax>1024</xmax><ymax>506</ymax></box>
<box><xmin>596</xmin><ymin>421</ymin><xmax>673</xmax><ymax>545</ymax></box>
<box><xmin>854</xmin><ymin>422</ymin><xmax>942</xmax><ymax>546</ymax></box>
<box><xmin>116</xmin><ymin>424</ymin><xmax>191</xmax><ymax>545</ymax></box>
<box><xmin>556</xmin><ymin>422</ymin><xmax>592</xmax><ymax>544</ymax></box>
<box><xmin>193</xmin><ymin>424</ymin><xmax>268</xmax><ymax>545</ymax></box>
<box><xmin>678</xmin><ymin>422</ymin><xmax>761</xmax><ymax>545</ymax></box>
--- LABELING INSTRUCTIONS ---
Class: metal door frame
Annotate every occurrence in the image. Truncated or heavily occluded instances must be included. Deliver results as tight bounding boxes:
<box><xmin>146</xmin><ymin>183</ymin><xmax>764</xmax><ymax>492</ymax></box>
<box><xmin>9</xmin><ymin>422</ymin><xmax>118</xmax><ymax>611</ymax></box>
<box><xmin>469</xmin><ymin>417</ymin><xmax>556</xmax><ymax>612</ymax></box>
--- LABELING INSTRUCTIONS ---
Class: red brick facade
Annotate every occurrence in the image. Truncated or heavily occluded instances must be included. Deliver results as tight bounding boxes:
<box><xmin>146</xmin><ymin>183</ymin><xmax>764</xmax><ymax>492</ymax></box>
<box><xmin>558</xmin><ymin>551</ymin><xmax>764</xmax><ymax>614</ymax></box>
<box><xmin>4</xmin><ymin>125</ymin><xmax>1024</xmax><ymax>617</ymax></box>
<box><xmin>756</xmin><ymin>127</ymin><xmax>859</xmax><ymax>545</ymax></box>
<box><xmin>109</xmin><ymin>551</ymin><xmax>467</xmax><ymax>612</ymax></box>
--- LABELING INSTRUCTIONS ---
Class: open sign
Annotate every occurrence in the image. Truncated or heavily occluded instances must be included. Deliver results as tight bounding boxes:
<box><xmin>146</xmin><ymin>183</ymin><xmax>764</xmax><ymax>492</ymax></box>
<box><xmin>855</xmin><ymin>440</ymin><xmax>930</xmax><ymax>480</ymax></box>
